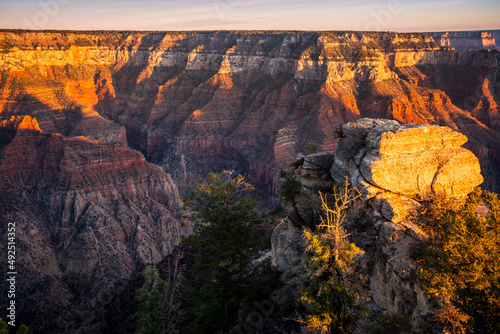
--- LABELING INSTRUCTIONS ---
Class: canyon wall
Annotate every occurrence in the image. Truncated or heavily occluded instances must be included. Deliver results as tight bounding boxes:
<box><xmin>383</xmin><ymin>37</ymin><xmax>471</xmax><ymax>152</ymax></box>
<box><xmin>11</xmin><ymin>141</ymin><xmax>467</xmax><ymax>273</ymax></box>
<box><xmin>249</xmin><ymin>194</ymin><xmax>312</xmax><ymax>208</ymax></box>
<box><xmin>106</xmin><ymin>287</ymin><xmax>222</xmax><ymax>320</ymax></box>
<box><xmin>0</xmin><ymin>116</ymin><xmax>185</xmax><ymax>333</ymax></box>
<box><xmin>1</xmin><ymin>30</ymin><xmax>500</xmax><ymax>204</ymax></box>
<box><xmin>1</xmin><ymin>29</ymin><xmax>500</xmax><ymax>332</ymax></box>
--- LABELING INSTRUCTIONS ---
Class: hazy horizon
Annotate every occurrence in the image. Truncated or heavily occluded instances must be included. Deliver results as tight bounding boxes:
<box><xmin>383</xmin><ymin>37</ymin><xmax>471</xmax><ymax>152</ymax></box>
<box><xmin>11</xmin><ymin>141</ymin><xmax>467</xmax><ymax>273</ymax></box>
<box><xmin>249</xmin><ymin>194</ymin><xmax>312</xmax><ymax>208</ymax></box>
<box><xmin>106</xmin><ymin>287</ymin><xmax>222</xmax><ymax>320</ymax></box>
<box><xmin>1</xmin><ymin>0</ymin><xmax>499</xmax><ymax>33</ymax></box>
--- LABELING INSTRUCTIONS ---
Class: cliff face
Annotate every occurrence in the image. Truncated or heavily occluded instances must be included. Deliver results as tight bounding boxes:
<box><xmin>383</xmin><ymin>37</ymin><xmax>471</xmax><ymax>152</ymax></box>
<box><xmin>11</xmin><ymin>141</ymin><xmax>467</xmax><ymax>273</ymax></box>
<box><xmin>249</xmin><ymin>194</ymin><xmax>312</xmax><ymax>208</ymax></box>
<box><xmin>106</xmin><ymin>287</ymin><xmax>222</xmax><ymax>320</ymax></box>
<box><xmin>0</xmin><ymin>116</ymin><xmax>184</xmax><ymax>333</ymax></box>
<box><xmin>273</xmin><ymin>119</ymin><xmax>484</xmax><ymax>332</ymax></box>
<box><xmin>427</xmin><ymin>30</ymin><xmax>499</xmax><ymax>54</ymax></box>
<box><xmin>1</xmin><ymin>30</ymin><xmax>500</xmax><ymax>202</ymax></box>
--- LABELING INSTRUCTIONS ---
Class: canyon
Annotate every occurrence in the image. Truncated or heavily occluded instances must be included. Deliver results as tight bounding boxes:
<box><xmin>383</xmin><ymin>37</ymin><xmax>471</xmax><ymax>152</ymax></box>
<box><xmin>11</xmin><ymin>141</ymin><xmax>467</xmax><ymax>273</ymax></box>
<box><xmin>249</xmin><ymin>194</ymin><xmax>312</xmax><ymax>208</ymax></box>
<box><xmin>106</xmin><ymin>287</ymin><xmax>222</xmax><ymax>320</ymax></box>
<box><xmin>0</xmin><ymin>30</ymin><xmax>500</xmax><ymax>332</ymax></box>
<box><xmin>1</xmin><ymin>30</ymin><xmax>499</xmax><ymax>202</ymax></box>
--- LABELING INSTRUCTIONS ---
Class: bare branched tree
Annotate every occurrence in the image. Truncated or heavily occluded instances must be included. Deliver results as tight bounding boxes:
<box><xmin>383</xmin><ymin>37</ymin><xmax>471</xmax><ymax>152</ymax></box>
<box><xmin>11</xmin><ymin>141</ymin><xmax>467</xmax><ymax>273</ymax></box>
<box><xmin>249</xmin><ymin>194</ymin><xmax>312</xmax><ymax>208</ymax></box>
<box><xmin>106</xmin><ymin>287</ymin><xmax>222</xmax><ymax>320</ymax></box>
<box><xmin>301</xmin><ymin>177</ymin><xmax>365</xmax><ymax>334</ymax></box>
<box><xmin>317</xmin><ymin>177</ymin><xmax>361</xmax><ymax>270</ymax></box>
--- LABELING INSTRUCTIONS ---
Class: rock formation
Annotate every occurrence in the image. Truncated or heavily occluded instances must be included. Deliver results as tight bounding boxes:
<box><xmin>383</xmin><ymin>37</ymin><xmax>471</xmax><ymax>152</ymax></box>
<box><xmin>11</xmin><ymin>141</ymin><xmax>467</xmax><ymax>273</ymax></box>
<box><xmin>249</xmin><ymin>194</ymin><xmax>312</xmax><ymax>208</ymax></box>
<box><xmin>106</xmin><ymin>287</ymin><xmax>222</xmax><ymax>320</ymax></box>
<box><xmin>1</xmin><ymin>30</ymin><xmax>499</xmax><ymax>201</ymax></box>
<box><xmin>273</xmin><ymin>119</ymin><xmax>484</xmax><ymax>333</ymax></box>
<box><xmin>0</xmin><ymin>116</ymin><xmax>185</xmax><ymax>333</ymax></box>
<box><xmin>427</xmin><ymin>30</ymin><xmax>499</xmax><ymax>54</ymax></box>
<box><xmin>332</xmin><ymin>118</ymin><xmax>484</xmax><ymax>222</ymax></box>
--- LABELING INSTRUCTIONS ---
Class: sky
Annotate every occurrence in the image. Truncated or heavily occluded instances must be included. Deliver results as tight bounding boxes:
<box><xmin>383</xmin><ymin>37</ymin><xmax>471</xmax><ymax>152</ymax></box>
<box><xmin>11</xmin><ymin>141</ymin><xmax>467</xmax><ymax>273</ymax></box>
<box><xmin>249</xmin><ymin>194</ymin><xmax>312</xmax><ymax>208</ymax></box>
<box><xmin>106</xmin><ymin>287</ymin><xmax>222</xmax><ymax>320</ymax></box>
<box><xmin>0</xmin><ymin>0</ymin><xmax>499</xmax><ymax>32</ymax></box>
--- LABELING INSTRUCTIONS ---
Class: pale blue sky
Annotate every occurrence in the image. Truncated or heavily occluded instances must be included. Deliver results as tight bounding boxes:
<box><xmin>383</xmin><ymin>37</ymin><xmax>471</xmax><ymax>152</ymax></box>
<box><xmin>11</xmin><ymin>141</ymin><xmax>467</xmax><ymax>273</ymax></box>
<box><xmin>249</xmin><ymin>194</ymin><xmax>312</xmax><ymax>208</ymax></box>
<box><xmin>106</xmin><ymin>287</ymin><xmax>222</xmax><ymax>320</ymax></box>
<box><xmin>0</xmin><ymin>0</ymin><xmax>499</xmax><ymax>31</ymax></box>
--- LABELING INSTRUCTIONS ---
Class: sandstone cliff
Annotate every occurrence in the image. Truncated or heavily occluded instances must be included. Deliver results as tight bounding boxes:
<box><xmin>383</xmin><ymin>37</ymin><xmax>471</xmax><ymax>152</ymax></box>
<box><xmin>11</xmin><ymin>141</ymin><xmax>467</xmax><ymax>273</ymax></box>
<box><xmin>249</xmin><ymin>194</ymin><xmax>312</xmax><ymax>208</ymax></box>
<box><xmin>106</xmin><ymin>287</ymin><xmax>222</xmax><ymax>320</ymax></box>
<box><xmin>273</xmin><ymin>119</ymin><xmax>484</xmax><ymax>333</ymax></box>
<box><xmin>0</xmin><ymin>116</ymin><xmax>185</xmax><ymax>333</ymax></box>
<box><xmin>1</xmin><ymin>30</ymin><xmax>499</xmax><ymax>202</ymax></box>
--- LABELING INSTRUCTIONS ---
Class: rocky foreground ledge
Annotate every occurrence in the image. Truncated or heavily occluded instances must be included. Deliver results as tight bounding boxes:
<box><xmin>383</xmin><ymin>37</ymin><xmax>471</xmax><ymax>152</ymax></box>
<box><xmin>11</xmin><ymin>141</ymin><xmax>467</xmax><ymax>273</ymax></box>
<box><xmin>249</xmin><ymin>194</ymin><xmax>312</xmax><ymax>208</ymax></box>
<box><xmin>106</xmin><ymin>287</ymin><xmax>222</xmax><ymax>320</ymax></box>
<box><xmin>273</xmin><ymin>118</ymin><xmax>484</xmax><ymax>332</ymax></box>
<box><xmin>333</xmin><ymin>118</ymin><xmax>484</xmax><ymax>223</ymax></box>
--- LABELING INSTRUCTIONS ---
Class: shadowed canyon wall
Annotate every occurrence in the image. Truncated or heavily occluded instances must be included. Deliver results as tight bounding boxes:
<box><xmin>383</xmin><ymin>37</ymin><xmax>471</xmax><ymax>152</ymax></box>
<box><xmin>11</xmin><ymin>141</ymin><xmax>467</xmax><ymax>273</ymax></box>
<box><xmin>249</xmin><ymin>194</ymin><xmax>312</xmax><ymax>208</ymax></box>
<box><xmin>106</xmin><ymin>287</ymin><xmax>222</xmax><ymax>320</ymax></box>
<box><xmin>0</xmin><ymin>116</ymin><xmax>184</xmax><ymax>333</ymax></box>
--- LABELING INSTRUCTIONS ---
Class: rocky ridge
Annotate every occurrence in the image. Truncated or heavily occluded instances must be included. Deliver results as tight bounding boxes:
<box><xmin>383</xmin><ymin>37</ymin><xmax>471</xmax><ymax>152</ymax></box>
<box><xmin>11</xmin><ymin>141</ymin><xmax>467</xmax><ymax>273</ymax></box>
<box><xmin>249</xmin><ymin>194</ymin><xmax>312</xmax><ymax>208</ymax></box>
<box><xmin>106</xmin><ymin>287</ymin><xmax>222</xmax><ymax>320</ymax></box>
<box><xmin>0</xmin><ymin>116</ymin><xmax>185</xmax><ymax>333</ymax></box>
<box><xmin>273</xmin><ymin>118</ymin><xmax>484</xmax><ymax>332</ymax></box>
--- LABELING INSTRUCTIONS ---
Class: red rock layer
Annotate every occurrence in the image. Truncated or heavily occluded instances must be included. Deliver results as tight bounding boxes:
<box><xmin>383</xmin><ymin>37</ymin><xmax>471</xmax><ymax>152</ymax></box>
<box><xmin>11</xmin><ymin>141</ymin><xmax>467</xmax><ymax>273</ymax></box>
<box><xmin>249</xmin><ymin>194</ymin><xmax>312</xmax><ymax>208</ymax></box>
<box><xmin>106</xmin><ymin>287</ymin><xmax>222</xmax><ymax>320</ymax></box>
<box><xmin>0</xmin><ymin>119</ymin><xmax>184</xmax><ymax>333</ymax></box>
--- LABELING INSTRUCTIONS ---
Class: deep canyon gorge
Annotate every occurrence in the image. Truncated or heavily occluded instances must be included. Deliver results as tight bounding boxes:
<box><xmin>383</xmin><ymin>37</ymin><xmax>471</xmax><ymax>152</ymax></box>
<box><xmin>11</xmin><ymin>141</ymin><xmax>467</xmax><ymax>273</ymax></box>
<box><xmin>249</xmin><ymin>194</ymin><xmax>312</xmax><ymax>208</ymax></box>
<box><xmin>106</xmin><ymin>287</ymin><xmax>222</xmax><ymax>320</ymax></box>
<box><xmin>0</xmin><ymin>29</ymin><xmax>500</xmax><ymax>333</ymax></box>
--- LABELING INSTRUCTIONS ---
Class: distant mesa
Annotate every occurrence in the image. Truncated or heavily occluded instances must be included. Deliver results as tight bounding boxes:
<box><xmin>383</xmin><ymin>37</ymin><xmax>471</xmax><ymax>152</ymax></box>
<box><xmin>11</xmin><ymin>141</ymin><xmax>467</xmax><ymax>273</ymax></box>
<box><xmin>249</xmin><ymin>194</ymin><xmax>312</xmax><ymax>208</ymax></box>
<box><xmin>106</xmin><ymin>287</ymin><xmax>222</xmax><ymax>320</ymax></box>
<box><xmin>426</xmin><ymin>30</ymin><xmax>500</xmax><ymax>53</ymax></box>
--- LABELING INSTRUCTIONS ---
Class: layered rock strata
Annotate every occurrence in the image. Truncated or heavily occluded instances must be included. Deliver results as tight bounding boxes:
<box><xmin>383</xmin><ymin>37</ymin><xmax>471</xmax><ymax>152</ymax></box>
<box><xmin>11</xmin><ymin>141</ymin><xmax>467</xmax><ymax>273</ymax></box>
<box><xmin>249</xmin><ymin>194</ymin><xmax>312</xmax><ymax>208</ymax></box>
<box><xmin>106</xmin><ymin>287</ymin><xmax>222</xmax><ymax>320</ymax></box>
<box><xmin>1</xmin><ymin>30</ymin><xmax>499</xmax><ymax>201</ymax></box>
<box><xmin>0</xmin><ymin>116</ymin><xmax>185</xmax><ymax>333</ymax></box>
<box><xmin>427</xmin><ymin>31</ymin><xmax>499</xmax><ymax>54</ymax></box>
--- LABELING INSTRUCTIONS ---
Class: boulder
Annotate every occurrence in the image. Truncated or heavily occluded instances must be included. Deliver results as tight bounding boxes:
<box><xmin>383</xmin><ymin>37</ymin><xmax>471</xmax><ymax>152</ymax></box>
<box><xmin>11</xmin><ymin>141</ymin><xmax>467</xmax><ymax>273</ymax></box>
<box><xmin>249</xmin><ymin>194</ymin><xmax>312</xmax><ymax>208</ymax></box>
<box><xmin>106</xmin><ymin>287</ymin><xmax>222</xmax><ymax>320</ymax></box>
<box><xmin>302</xmin><ymin>152</ymin><xmax>335</xmax><ymax>171</ymax></box>
<box><xmin>377</xmin><ymin>221</ymin><xmax>406</xmax><ymax>244</ymax></box>
<box><xmin>332</xmin><ymin>118</ymin><xmax>484</xmax><ymax>200</ymax></box>
<box><xmin>372</xmin><ymin>192</ymin><xmax>421</xmax><ymax>223</ymax></box>
<box><xmin>331</xmin><ymin>119</ymin><xmax>400</xmax><ymax>184</ymax></box>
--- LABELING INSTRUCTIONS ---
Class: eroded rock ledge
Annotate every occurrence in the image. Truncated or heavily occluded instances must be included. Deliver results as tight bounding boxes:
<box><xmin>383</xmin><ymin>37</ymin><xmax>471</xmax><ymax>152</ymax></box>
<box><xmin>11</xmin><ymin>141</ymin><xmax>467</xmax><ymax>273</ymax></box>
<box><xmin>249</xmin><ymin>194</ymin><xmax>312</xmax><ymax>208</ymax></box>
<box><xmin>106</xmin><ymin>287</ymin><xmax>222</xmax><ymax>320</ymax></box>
<box><xmin>273</xmin><ymin>118</ymin><xmax>484</xmax><ymax>332</ymax></box>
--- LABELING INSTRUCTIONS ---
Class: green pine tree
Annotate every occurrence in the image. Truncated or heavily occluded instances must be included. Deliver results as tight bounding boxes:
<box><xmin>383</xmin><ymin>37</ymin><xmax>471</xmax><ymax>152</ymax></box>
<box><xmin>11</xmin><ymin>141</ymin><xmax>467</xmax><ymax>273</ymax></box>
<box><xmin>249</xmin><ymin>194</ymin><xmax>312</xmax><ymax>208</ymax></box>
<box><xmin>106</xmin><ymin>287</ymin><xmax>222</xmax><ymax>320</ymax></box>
<box><xmin>0</xmin><ymin>319</ymin><xmax>28</xmax><ymax>334</ymax></box>
<box><xmin>182</xmin><ymin>171</ymin><xmax>264</xmax><ymax>334</ymax></box>
<box><xmin>305</xmin><ymin>140</ymin><xmax>317</xmax><ymax>154</ymax></box>
<box><xmin>15</xmin><ymin>326</ymin><xmax>28</xmax><ymax>334</ymax></box>
<box><xmin>0</xmin><ymin>318</ymin><xmax>7</xmax><ymax>334</ymax></box>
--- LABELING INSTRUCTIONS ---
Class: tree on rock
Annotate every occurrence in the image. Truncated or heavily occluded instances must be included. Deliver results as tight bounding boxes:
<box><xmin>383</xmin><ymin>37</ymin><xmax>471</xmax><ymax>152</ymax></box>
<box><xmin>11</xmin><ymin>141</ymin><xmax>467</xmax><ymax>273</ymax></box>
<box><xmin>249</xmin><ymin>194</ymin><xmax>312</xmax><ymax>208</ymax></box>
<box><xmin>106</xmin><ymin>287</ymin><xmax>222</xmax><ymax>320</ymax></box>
<box><xmin>182</xmin><ymin>171</ymin><xmax>264</xmax><ymax>334</ymax></box>
<box><xmin>300</xmin><ymin>178</ymin><xmax>366</xmax><ymax>333</ymax></box>
<box><xmin>134</xmin><ymin>252</ymin><xmax>184</xmax><ymax>334</ymax></box>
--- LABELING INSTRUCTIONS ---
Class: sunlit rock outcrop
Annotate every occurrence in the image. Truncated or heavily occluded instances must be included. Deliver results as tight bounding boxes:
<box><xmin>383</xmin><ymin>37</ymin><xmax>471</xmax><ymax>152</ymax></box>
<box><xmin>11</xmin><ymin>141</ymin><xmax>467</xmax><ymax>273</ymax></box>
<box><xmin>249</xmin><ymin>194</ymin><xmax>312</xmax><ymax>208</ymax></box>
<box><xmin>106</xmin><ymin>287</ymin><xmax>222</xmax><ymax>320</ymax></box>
<box><xmin>273</xmin><ymin>118</ymin><xmax>484</xmax><ymax>333</ymax></box>
<box><xmin>332</xmin><ymin>118</ymin><xmax>483</xmax><ymax>221</ymax></box>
